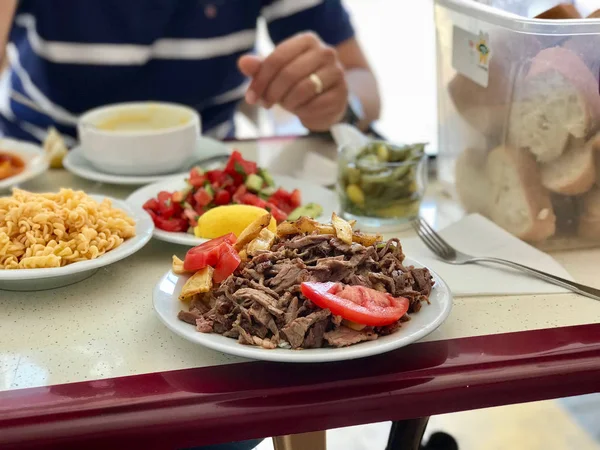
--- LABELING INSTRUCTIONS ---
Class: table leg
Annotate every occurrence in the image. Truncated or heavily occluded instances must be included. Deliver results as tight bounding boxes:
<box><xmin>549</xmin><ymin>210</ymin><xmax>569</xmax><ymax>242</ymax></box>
<box><xmin>385</xmin><ymin>418</ymin><xmax>430</xmax><ymax>450</ymax></box>
<box><xmin>272</xmin><ymin>431</ymin><xmax>326</xmax><ymax>450</ymax></box>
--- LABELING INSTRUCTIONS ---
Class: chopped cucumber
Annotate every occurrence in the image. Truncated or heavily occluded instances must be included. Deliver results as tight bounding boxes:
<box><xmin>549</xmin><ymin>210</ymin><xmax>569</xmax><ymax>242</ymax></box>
<box><xmin>259</xmin><ymin>186</ymin><xmax>277</xmax><ymax>199</ymax></box>
<box><xmin>245</xmin><ymin>173</ymin><xmax>264</xmax><ymax>193</ymax></box>
<box><xmin>258</xmin><ymin>168</ymin><xmax>275</xmax><ymax>187</ymax></box>
<box><xmin>287</xmin><ymin>203</ymin><xmax>323</xmax><ymax>221</ymax></box>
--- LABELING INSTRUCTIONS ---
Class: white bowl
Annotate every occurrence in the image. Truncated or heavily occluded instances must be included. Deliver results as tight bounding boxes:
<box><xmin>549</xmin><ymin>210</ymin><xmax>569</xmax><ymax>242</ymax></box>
<box><xmin>78</xmin><ymin>102</ymin><xmax>201</xmax><ymax>176</ymax></box>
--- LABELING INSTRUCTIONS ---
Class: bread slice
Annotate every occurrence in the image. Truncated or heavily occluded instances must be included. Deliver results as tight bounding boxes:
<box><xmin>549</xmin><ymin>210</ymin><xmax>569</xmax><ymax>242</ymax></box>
<box><xmin>588</xmin><ymin>9</ymin><xmax>600</xmax><ymax>18</ymax></box>
<box><xmin>578</xmin><ymin>186</ymin><xmax>600</xmax><ymax>240</ymax></box>
<box><xmin>535</xmin><ymin>4</ymin><xmax>582</xmax><ymax>19</ymax></box>
<box><xmin>507</xmin><ymin>47</ymin><xmax>600</xmax><ymax>162</ymax></box>
<box><xmin>540</xmin><ymin>136</ymin><xmax>596</xmax><ymax>195</ymax></box>
<box><xmin>487</xmin><ymin>145</ymin><xmax>556</xmax><ymax>242</ymax></box>
<box><xmin>454</xmin><ymin>147</ymin><xmax>490</xmax><ymax>215</ymax></box>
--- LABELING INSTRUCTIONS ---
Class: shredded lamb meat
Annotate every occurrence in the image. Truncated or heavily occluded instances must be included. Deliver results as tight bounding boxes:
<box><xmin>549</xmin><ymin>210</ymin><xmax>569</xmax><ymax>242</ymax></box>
<box><xmin>179</xmin><ymin>233</ymin><xmax>434</xmax><ymax>349</ymax></box>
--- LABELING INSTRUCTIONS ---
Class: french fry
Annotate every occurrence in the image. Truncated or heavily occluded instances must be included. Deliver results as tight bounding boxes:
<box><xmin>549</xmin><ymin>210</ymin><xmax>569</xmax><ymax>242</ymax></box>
<box><xmin>247</xmin><ymin>228</ymin><xmax>276</xmax><ymax>256</ymax></box>
<box><xmin>178</xmin><ymin>266</ymin><xmax>214</xmax><ymax>301</ymax></box>
<box><xmin>276</xmin><ymin>216</ymin><xmax>380</xmax><ymax>246</ymax></box>
<box><xmin>277</xmin><ymin>221</ymin><xmax>302</xmax><ymax>237</ymax></box>
<box><xmin>331</xmin><ymin>213</ymin><xmax>353</xmax><ymax>245</ymax></box>
<box><xmin>294</xmin><ymin>216</ymin><xmax>319</xmax><ymax>234</ymax></box>
<box><xmin>172</xmin><ymin>255</ymin><xmax>190</xmax><ymax>275</ymax></box>
<box><xmin>352</xmin><ymin>232</ymin><xmax>382</xmax><ymax>247</ymax></box>
<box><xmin>234</xmin><ymin>213</ymin><xmax>272</xmax><ymax>251</ymax></box>
<box><xmin>238</xmin><ymin>249</ymin><xmax>249</xmax><ymax>262</ymax></box>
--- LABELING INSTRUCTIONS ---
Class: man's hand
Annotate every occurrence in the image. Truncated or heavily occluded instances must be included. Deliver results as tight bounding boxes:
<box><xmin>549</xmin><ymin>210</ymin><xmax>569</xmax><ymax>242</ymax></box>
<box><xmin>238</xmin><ymin>32</ymin><xmax>348</xmax><ymax>132</ymax></box>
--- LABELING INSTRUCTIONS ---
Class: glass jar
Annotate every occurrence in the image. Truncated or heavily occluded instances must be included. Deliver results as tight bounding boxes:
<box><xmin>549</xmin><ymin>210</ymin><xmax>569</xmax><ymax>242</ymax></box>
<box><xmin>337</xmin><ymin>141</ymin><xmax>428</xmax><ymax>230</ymax></box>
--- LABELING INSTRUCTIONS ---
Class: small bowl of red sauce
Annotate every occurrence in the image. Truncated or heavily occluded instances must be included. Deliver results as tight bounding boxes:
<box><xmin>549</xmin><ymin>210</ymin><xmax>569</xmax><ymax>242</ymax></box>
<box><xmin>0</xmin><ymin>138</ymin><xmax>49</xmax><ymax>191</ymax></box>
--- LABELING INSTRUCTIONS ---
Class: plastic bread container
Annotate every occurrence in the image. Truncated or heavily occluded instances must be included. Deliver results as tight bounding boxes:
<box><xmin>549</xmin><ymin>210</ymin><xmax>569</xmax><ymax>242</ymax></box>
<box><xmin>435</xmin><ymin>0</ymin><xmax>600</xmax><ymax>251</ymax></box>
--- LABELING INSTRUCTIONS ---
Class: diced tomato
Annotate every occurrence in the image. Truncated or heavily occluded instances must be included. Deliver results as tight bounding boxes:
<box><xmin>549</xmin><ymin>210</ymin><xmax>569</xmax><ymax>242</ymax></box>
<box><xmin>144</xmin><ymin>208</ymin><xmax>158</xmax><ymax>221</ymax></box>
<box><xmin>142</xmin><ymin>198</ymin><xmax>159</xmax><ymax>212</ymax></box>
<box><xmin>289</xmin><ymin>189</ymin><xmax>301</xmax><ymax>209</ymax></box>
<box><xmin>193</xmin><ymin>187</ymin><xmax>213</xmax><ymax>207</ymax></box>
<box><xmin>189</xmin><ymin>168</ymin><xmax>207</xmax><ymax>187</ymax></box>
<box><xmin>265</xmin><ymin>202</ymin><xmax>288</xmax><ymax>222</ymax></box>
<box><xmin>154</xmin><ymin>216</ymin><xmax>189</xmax><ymax>233</ymax></box>
<box><xmin>183</xmin><ymin>209</ymin><xmax>199</xmax><ymax>227</ymax></box>
<box><xmin>224</xmin><ymin>150</ymin><xmax>257</xmax><ymax>178</ymax></box>
<box><xmin>194</xmin><ymin>204</ymin><xmax>206</xmax><ymax>216</ymax></box>
<box><xmin>206</xmin><ymin>169</ymin><xmax>227</xmax><ymax>185</ymax></box>
<box><xmin>214</xmin><ymin>189</ymin><xmax>231</xmax><ymax>206</ymax></box>
<box><xmin>184</xmin><ymin>234</ymin><xmax>237</xmax><ymax>272</ymax></box>
<box><xmin>270</xmin><ymin>188</ymin><xmax>291</xmax><ymax>203</ymax></box>
<box><xmin>213</xmin><ymin>248</ymin><xmax>241</xmax><ymax>283</ymax></box>
<box><xmin>156</xmin><ymin>191</ymin><xmax>181</xmax><ymax>219</ymax></box>
<box><xmin>268</xmin><ymin>188</ymin><xmax>298</xmax><ymax>214</ymax></box>
<box><xmin>240</xmin><ymin>193</ymin><xmax>267</xmax><ymax>208</ymax></box>
<box><xmin>172</xmin><ymin>190</ymin><xmax>185</xmax><ymax>203</ymax></box>
<box><xmin>300</xmin><ymin>282</ymin><xmax>410</xmax><ymax>326</ymax></box>
<box><xmin>185</xmin><ymin>191</ymin><xmax>194</xmax><ymax>206</ymax></box>
<box><xmin>157</xmin><ymin>191</ymin><xmax>171</xmax><ymax>203</ymax></box>
<box><xmin>232</xmin><ymin>185</ymin><xmax>247</xmax><ymax>203</ymax></box>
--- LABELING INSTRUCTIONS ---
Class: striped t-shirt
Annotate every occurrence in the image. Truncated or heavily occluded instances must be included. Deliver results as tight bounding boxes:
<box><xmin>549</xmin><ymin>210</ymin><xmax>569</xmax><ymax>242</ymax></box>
<box><xmin>0</xmin><ymin>0</ymin><xmax>354</xmax><ymax>144</ymax></box>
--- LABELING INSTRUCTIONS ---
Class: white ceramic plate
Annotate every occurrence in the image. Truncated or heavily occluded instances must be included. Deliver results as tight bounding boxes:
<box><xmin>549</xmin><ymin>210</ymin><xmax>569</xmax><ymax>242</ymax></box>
<box><xmin>63</xmin><ymin>136</ymin><xmax>228</xmax><ymax>185</ymax></box>
<box><xmin>127</xmin><ymin>174</ymin><xmax>339</xmax><ymax>247</ymax></box>
<box><xmin>153</xmin><ymin>258</ymin><xmax>452</xmax><ymax>363</ymax></box>
<box><xmin>0</xmin><ymin>196</ymin><xmax>154</xmax><ymax>291</ymax></box>
<box><xmin>0</xmin><ymin>138</ymin><xmax>49</xmax><ymax>191</ymax></box>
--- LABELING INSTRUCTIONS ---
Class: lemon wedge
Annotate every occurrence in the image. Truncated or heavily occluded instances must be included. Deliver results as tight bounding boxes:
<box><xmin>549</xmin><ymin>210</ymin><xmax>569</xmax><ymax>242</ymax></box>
<box><xmin>194</xmin><ymin>205</ymin><xmax>277</xmax><ymax>239</ymax></box>
<box><xmin>43</xmin><ymin>127</ymin><xmax>68</xmax><ymax>168</ymax></box>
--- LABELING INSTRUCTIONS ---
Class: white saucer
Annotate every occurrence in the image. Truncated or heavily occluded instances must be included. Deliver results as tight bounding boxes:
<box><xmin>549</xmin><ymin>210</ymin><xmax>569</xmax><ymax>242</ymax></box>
<box><xmin>0</xmin><ymin>138</ymin><xmax>49</xmax><ymax>192</ymax></box>
<box><xmin>64</xmin><ymin>136</ymin><xmax>229</xmax><ymax>186</ymax></box>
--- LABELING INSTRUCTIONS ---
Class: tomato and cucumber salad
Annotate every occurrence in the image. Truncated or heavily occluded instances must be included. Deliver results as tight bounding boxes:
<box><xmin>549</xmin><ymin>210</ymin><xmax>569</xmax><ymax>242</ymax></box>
<box><xmin>143</xmin><ymin>150</ymin><xmax>322</xmax><ymax>233</ymax></box>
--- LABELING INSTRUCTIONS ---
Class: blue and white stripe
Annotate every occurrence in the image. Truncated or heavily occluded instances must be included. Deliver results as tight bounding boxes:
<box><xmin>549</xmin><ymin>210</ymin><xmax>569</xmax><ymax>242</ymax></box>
<box><xmin>0</xmin><ymin>0</ymin><xmax>354</xmax><ymax>143</ymax></box>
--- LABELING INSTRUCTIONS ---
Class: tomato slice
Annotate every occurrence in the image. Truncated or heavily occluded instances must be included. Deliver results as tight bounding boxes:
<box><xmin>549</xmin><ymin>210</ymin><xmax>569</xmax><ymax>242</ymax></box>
<box><xmin>154</xmin><ymin>216</ymin><xmax>189</xmax><ymax>232</ymax></box>
<box><xmin>184</xmin><ymin>234</ymin><xmax>238</xmax><ymax>271</ymax></box>
<box><xmin>155</xmin><ymin>191</ymin><xmax>181</xmax><ymax>219</ymax></box>
<box><xmin>300</xmin><ymin>282</ymin><xmax>409</xmax><ymax>326</ymax></box>
<box><xmin>213</xmin><ymin>248</ymin><xmax>241</xmax><ymax>283</ymax></box>
<box><xmin>187</xmin><ymin>233</ymin><xmax>236</xmax><ymax>254</ymax></box>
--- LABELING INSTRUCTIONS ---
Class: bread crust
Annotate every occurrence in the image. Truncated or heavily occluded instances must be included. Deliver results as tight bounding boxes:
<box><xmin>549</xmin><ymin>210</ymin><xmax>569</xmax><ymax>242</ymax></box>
<box><xmin>487</xmin><ymin>145</ymin><xmax>556</xmax><ymax>242</ymax></box>
<box><xmin>540</xmin><ymin>136</ymin><xmax>596</xmax><ymax>195</ymax></box>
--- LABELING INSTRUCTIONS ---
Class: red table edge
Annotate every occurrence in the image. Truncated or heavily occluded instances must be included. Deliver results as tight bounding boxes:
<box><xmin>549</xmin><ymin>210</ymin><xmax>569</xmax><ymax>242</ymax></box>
<box><xmin>1</xmin><ymin>323</ymin><xmax>599</xmax><ymax>450</ymax></box>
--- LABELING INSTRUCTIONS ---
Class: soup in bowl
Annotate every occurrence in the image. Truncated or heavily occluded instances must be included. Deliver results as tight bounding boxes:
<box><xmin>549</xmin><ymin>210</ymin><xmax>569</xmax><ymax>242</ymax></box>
<box><xmin>78</xmin><ymin>102</ymin><xmax>201</xmax><ymax>176</ymax></box>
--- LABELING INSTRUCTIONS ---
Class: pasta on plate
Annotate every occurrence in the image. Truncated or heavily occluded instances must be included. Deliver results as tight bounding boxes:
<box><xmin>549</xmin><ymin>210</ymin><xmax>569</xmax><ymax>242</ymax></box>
<box><xmin>0</xmin><ymin>188</ymin><xmax>136</xmax><ymax>269</ymax></box>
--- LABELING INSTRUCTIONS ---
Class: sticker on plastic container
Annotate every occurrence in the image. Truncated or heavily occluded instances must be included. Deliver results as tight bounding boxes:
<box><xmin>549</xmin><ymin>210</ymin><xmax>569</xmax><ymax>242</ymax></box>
<box><xmin>452</xmin><ymin>27</ymin><xmax>491</xmax><ymax>88</ymax></box>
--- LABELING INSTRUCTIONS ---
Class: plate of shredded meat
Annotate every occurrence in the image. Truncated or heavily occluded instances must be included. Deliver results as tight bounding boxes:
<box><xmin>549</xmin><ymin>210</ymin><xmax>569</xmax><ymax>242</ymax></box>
<box><xmin>153</xmin><ymin>214</ymin><xmax>452</xmax><ymax>363</ymax></box>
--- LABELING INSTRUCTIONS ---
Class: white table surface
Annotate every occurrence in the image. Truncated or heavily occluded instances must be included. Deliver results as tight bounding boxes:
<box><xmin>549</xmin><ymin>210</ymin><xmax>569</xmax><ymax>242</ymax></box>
<box><xmin>1</xmin><ymin>136</ymin><xmax>599</xmax><ymax>392</ymax></box>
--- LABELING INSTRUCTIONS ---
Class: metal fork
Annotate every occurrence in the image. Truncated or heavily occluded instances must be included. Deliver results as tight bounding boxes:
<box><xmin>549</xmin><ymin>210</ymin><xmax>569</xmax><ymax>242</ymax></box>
<box><xmin>411</xmin><ymin>217</ymin><xmax>600</xmax><ymax>301</ymax></box>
